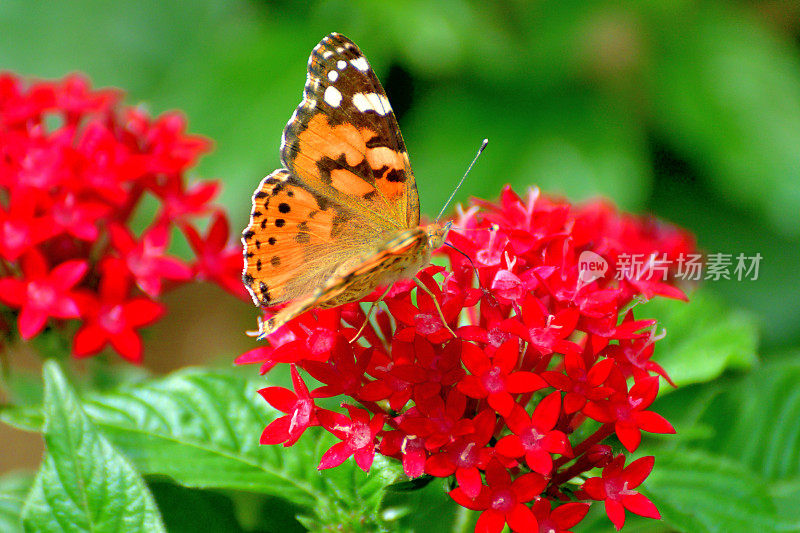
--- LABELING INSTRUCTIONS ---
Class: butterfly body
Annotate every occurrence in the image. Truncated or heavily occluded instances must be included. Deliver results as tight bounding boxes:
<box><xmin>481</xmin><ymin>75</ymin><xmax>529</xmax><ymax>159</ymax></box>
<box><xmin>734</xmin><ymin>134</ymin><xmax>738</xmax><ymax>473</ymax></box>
<box><xmin>242</xmin><ymin>33</ymin><xmax>450</xmax><ymax>339</ymax></box>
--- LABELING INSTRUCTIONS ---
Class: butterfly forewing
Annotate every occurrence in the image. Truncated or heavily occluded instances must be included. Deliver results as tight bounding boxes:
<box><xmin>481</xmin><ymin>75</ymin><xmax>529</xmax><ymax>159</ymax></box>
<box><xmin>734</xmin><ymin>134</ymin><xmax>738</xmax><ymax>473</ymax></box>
<box><xmin>281</xmin><ymin>33</ymin><xmax>420</xmax><ymax>229</ymax></box>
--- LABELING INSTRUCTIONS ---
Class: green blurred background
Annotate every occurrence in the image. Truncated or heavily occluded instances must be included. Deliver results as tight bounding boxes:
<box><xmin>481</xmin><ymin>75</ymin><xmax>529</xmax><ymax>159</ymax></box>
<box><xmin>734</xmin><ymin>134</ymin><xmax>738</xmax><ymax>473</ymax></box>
<box><xmin>2</xmin><ymin>0</ymin><xmax>800</xmax><ymax>530</ymax></box>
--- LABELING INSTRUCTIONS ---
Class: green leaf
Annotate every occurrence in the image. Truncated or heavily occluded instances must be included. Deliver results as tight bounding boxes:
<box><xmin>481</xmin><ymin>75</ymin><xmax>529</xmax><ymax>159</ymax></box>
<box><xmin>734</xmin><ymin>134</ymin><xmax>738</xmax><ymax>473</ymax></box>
<box><xmin>0</xmin><ymin>405</ymin><xmax>43</xmax><ymax>433</ymax></box>
<box><xmin>0</xmin><ymin>472</ymin><xmax>33</xmax><ymax>533</ymax></box>
<box><xmin>700</xmin><ymin>356</ymin><xmax>800</xmax><ymax>481</ymax></box>
<box><xmin>20</xmin><ymin>361</ymin><xmax>165</xmax><ymax>533</ymax></box>
<box><xmin>56</xmin><ymin>368</ymin><xmax>397</xmax><ymax>530</ymax></box>
<box><xmin>147</xmin><ymin>480</ymin><xmax>244</xmax><ymax>532</ymax></box>
<box><xmin>644</xmin><ymin>449</ymin><xmax>793</xmax><ymax>533</ymax></box>
<box><xmin>642</xmin><ymin>289</ymin><xmax>758</xmax><ymax>387</ymax></box>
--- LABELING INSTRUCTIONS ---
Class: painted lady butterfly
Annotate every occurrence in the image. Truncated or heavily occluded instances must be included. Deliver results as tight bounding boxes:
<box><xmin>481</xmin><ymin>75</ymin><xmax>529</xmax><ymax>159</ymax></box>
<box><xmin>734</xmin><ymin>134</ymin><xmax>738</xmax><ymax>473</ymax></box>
<box><xmin>242</xmin><ymin>32</ymin><xmax>458</xmax><ymax>340</ymax></box>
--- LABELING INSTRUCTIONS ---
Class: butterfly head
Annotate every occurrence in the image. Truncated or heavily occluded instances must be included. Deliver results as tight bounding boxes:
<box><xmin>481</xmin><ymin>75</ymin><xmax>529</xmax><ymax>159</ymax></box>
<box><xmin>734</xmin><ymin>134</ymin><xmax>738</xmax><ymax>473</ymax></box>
<box><xmin>426</xmin><ymin>221</ymin><xmax>452</xmax><ymax>250</ymax></box>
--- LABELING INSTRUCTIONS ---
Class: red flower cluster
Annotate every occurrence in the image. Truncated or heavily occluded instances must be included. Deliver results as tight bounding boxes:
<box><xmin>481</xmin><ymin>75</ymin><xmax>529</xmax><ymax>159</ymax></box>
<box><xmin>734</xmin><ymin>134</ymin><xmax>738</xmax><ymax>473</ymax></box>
<box><xmin>238</xmin><ymin>186</ymin><xmax>696</xmax><ymax>531</ymax></box>
<box><xmin>0</xmin><ymin>72</ymin><xmax>245</xmax><ymax>362</ymax></box>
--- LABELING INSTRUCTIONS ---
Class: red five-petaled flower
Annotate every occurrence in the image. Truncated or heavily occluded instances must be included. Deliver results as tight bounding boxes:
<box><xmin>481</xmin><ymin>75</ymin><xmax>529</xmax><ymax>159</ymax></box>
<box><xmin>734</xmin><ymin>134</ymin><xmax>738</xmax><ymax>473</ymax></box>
<box><xmin>458</xmin><ymin>340</ymin><xmax>547</xmax><ymax>417</ymax></box>
<box><xmin>317</xmin><ymin>404</ymin><xmax>384</xmax><ymax>472</ymax></box>
<box><xmin>0</xmin><ymin>250</ymin><xmax>85</xmax><ymax>339</ymax></box>
<box><xmin>426</xmin><ymin>408</ymin><xmax>496</xmax><ymax>498</ymax></box>
<box><xmin>449</xmin><ymin>459</ymin><xmax>546</xmax><ymax>533</ymax></box>
<box><xmin>72</xmin><ymin>263</ymin><xmax>164</xmax><ymax>363</ymax></box>
<box><xmin>495</xmin><ymin>391</ymin><xmax>573</xmax><ymax>476</ymax></box>
<box><xmin>582</xmin><ymin>374</ymin><xmax>675</xmax><ymax>452</ymax></box>
<box><xmin>258</xmin><ymin>364</ymin><xmax>318</xmax><ymax>446</ymax></box>
<box><xmin>580</xmin><ymin>454</ymin><xmax>660</xmax><ymax>530</ymax></box>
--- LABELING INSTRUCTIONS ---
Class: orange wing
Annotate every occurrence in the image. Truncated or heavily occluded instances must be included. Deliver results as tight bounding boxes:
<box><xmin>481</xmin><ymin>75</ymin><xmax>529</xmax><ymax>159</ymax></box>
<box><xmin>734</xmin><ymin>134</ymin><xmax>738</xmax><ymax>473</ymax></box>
<box><xmin>281</xmin><ymin>32</ymin><xmax>420</xmax><ymax>230</ymax></box>
<box><xmin>242</xmin><ymin>33</ymin><xmax>422</xmax><ymax>314</ymax></box>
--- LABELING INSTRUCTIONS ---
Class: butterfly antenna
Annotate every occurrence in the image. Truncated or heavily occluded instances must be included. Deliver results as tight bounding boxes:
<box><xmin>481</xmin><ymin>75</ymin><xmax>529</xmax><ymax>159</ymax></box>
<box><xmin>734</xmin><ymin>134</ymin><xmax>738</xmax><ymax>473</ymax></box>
<box><xmin>435</xmin><ymin>138</ymin><xmax>489</xmax><ymax>222</ymax></box>
<box><xmin>444</xmin><ymin>242</ymin><xmax>484</xmax><ymax>290</ymax></box>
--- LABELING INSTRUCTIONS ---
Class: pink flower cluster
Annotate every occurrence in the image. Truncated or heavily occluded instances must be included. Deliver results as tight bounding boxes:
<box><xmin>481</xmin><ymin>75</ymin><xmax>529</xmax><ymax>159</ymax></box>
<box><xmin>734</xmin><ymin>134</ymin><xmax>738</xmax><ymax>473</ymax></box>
<box><xmin>238</xmin><ymin>186</ymin><xmax>695</xmax><ymax>531</ymax></box>
<box><xmin>0</xmin><ymin>72</ymin><xmax>244</xmax><ymax>362</ymax></box>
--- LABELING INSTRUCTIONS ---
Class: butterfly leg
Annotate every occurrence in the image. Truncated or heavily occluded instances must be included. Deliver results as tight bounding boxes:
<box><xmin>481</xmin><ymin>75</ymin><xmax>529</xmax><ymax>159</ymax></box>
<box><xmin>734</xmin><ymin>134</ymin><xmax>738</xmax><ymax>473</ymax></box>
<box><xmin>245</xmin><ymin>315</ymin><xmax>267</xmax><ymax>338</ymax></box>
<box><xmin>349</xmin><ymin>285</ymin><xmax>394</xmax><ymax>343</ymax></box>
<box><xmin>413</xmin><ymin>277</ymin><xmax>457</xmax><ymax>338</ymax></box>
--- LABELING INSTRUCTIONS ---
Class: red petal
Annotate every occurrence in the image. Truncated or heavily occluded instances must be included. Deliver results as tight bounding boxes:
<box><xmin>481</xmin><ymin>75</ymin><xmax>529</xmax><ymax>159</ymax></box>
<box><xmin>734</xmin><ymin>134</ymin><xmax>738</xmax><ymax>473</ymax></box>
<box><xmin>635</xmin><ymin>410</ymin><xmax>676</xmax><ymax>435</ymax></box>
<box><xmin>622</xmin><ymin>456</ymin><xmax>655</xmax><ymax>489</ymax></box>
<box><xmin>621</xmin><ymin>492</ymin><xmax>660</xmax><ymax>519</ymax></box>
<box><xmin>18</xmin><ymin>306</ymin><xmax>47</xmax><ymax>339</ymax></box>
<box><xmin>506</xmin><ymin>503</ymin><xmax>538</xmax><ymax>533</ymax></box>
<box><xmin>506</xmin><ymin>371</ymin><xmax>547</xmax><ymax>393</ymax></box>
<box><xmin>354</xmin><ymin>445</ymin><xmax>375</xmax><ymax>472</ymax></box>
<box><xmin>257</xmin><ymin>387</ymin><xmax>297</xmax><ymax>413</ymax></box>
<box><xmin>461</xmin><ymin>341</ymin><xmax>490</xmax><ymax>375</ymax></box>
<box><xmin>456</xmin><ymin>466</ymin><xmax>483</xmax><ymax>499</ymax></box>
<box><xmin>449</xmin><ymin>486</ymin><xmax>489</xmax><ymax>511</ymax></box>
<box><xmin>49</xmin><ymin>260</ymin><xmax>88</xmax><ymax>287</ymax></box>
<box><xmin>511</xmin><ymin>472</ymin><xmax>547</xmax><ymax>502</ymax></box>
<box><xmin>629</xmin><ymin>375</ymin><xmax>659</xmax><ymax>407</ymax></box>
<box><xmin>476</xmin><ymin>509</ymin><xmax>506</xmax><ymax>533</ymax></box>
<box><xmin>533</xmin><ymin>391</ymin><xmax>562</xmax><ymax>431</ymax></box>
<box><xmin>615</xmin><ymin>421</ymin><xmax>642</xmax><ymax>453</ymax></box>
<box><xmin>493</xmin><ymin>340</ymin><xmax>520</xmax><ymax>373</ymax></box>
<box><xmin>488</xmin><ymin>391</ymin><xmax>515</xmax><ymax>417</ymax></box>
<box><xmin>457</xmin><ymin>375</ymin><xmax>488</xmax><ymax>399</ymax></box>
<box><xmin>123</xmin><ymin>299</ymin><xmax>165</xmax><ymax>327</ymax></box>
<box><xmin>72</xmin><ymin>324</ymin><xmax>107</xmax><ymax>356</ymax></box>
<box><xmin>0</xmin><ymin>278</ymin><xmax>26</xmax><ymax>306</ymax></box>
<box><xmin>587</xmin><ymin>357</ymin><xmax>615</xmax><ymax>385</ymax></box>
<box><xmin>550</xmin><ymin>502</ymin><xmax>591</xmax><ymax>528</ymax></box>
<box><xmin>524</xmin><ymin>449</ymin><xmax>553</xmax><ymax>476</ymax></box>
<box><xmin>563</xmin><ymin>392</ymin><xmax>587</xmax><ymax>414</ymax></box>
<box><xmin>605</xmin><ymin>499</ymin><xmax>626</xmax><ymax>530</ymax></box>
<box><xmin>318</xmin><ymin>441</ymin><xmax>352</xmax><ymax>470</ymax></box>
<box><xmin>109</xmin><ymin>329</ymin><xmax>143</xmax><ymax>362</ymax></box>
<box><xmin>495</xmin><ymin>435</ymin><xmax>524</xmax><ymax>458</ymax></box>
<box><xmin>425</xmin><ymin>454</ymin><xmax>456</xmax><ymax>477</ymax></box>
<box><xmin>260</xmin><ymin>417</ymin><xmax>290</xmax><ymax>445</ymax></box>
<box><xmin>581</xmin><ymin>477</ymin><xmax>606</xmax><ymax>500</ymax></box>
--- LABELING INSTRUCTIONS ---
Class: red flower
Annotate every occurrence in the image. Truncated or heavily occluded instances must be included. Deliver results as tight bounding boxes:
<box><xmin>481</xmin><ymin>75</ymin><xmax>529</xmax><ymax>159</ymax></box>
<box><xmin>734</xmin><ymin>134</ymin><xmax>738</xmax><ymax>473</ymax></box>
<box><xmin>580</xmin><ymin>454</ymin><xmax>660</xmax><ymax>530</ymax></box>
<box><xmin>0</xmin><ymin>190</ymin><xmax>55</xmax><ymax>261</ymax></box>
<box><xmin>449</xmin><ymin>459</ymin><xmax>546</xmax><ymax>533</ymax></box>
<box><xmin>583</xmin><ymin>375</ymin><xmax>675</xmax><ymax>452</ymax></box>
<box><xmin>425</xmin><ymin>408</ymin><xmax>496</xmax><ymax>498</ymax></box>
<box><xmin>0</xmin><ymin>71</ymin><xmax>239</xmax><ymax>362</ymax></box>
<box><xmin>182</xmin><ymin>212</ymin><xmax>246</xmax><ymax>299</ymax></box>
<box><xmin>258</xmin><ymin>364</ymin><xmax>318</xmax><ymax>446</ymax></box>
<box><xmin>541</xmin><ymin>348</ymin><xmax>615</xmax><ymax>414</ymax></box>
<box><xmin>458</xmin><ymin>339</ymin><xmax>547</xmax><ymax>417</ymax></box>
<box><xmin>495</xmin><ymin>392</ymin><xmax>573</xmax><ymax>475</ymax></box>
<box><xmin>0</xmin><ymin>251</ymin><xmax>85</xmax><ymax>339</ymax></box>
<box><xmin>239</xmin><ymin>185</ymin><xmax>697</xmax><ymax>532</ymax></box>
<box><xmin>109</xmin><ymin>223</ymin><xmax>192</xmax><ymax>298</ymax></box>
<box><xmin>72</xmin><ymin>266</ymin><xmax>164</xmax><ymax>363</ymax></box>
<box><xmin>317</xmin><ymin>405</ymin><xmax>384</xmax><ymax>472</ymax></box>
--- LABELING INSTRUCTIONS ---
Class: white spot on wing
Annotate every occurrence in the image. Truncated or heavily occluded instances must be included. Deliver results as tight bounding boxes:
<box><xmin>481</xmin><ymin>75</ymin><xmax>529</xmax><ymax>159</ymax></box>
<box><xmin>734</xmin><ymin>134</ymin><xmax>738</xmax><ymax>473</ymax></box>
<box><xmin>337</xmin><ymin>60</ymin><xmax>347</xmax><ymax>70</ymax></box>
<box><xmin>324</xmin><ymin>86</ymin><xmax>342</xmax><ymax>107</ymax></box>
<box><xmin>350</xmin><ymin>56</ymin><xmax>369</xmax><ymax>72</ymax></box>
<box><xmin>352</xmin><ymin>92</ymin><xmax>392</xmax><ymax>116</ymax></box>
<box><xmin>327</xmin><ymin>70</ymin><xmax>338</xmax><ymax>82</ymax></box>
<box><xmin>322</xmin><ymin>50</ymin><xmax>333</xmax><ymax>59</ymax></box>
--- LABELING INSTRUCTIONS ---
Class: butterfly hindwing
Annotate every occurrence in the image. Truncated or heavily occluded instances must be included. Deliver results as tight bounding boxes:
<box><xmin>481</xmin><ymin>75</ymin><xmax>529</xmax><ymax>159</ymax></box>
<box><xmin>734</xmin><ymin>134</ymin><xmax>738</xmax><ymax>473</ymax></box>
<box><xmin>243</xmin><ymin>169</ymin><xmax>351</xmax><ymax>307</ymax></box>
<box><xmin>281</xmin><ymin>33</ymin><xmax>420</xmax><ymax>229</ymax></box>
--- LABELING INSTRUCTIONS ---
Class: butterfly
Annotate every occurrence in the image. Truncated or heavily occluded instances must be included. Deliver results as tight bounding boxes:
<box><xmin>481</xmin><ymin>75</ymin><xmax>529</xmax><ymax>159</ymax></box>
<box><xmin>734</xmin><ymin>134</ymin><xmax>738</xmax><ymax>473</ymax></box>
<box><xmin>241</xmin><ymin>32</ymin><xmax>457</xmax><ymax>341</ymax></box>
